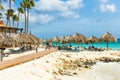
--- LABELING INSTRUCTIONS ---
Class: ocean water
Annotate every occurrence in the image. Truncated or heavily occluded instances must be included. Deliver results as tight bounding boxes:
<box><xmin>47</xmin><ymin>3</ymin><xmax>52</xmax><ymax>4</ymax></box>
<box><xmin>50</xmin><ymin>39</ymin><xmax>120</xmax><ymax>50</ymax></box>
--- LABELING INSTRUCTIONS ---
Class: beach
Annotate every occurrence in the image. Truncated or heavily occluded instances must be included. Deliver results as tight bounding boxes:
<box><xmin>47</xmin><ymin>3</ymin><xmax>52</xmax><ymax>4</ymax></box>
<box><xmin>3</xmin><ymin>47</ymin><xmax>45</xmax><ymax>61</ymax></box>
<box><xmin>0</xmin><ymin>50</ymin><xmax>120</xmax><ymax>80</ymax></box>
<box><xmin>1</xmin><ymin>0</ymin><xmax>120</xmax><ymax>80</ymax></box>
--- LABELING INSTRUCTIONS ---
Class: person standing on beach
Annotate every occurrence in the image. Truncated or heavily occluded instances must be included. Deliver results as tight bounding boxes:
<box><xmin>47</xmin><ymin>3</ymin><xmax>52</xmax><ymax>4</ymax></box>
<box><xmin>46</xmin><ymin>42</ymin><xmax>50</xmax><ymax>50</ymax></box>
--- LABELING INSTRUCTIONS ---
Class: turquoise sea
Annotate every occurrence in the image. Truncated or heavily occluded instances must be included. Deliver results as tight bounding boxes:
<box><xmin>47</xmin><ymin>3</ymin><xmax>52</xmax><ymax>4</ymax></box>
<box><xmin>43</xmin><ymin>39</ymin><xmax>120</xmax><ymax>50</ymax></box>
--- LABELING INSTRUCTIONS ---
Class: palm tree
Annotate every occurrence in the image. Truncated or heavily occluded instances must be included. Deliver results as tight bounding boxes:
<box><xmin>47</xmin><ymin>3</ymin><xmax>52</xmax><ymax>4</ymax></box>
<box><xmin>5</xmin><ymin>9</ymin><xmax>14</xmax><ymax>34</ymax></box>
<box><xmin>12</xmin><ymin>14</ymin><xmax>19</xmax><ymax>27</ymax></box>
<box><xmin>0</xmin><ymin>13</ymin><xmax>3</xmax><ymax>20</ymax></box>
<box><xmin>0</xmin><ymin>4</ymin><xmax>4</xmax><ymax>10</ymax></box>
<box><xmin>5</xmin><ymin>13</ymin><xmax>10</xmax><ymax>34</ymax></box>
<box><xmin>20</xmin><ymin>1</ymin><xmax>27</xmax><ymax>33</ymax></box>
<box><xmin>17</xmin><ymin>7</ymin><xmax>24</xmax><ymax>28</ymax></box>
<box><xmin>8</xmin><ymin>0</ymin><xmax>16</xmax><ymax>26</ymax></box>
<box><xmin>20</xmin><ymin>0</ymin><xmax>35</xmax><ymax>33</ymax></box>
<box><xmin>0</xmin><ymin>0</ymin><xmax>4</xmax><ymax>19</ymax></box>
<box><xmin>26</xmin><ymin>0</ymin><xmax>35</xmax><ymax>33</ymax></box>
<box><xmin>9</xmin><ymin>0</ymin><xmax>15</xmax><ymax>9</ymax></box>
<box><xmin>0</xmin><ymin>0</ymin><xmax>7</xmax><ymax>10</ymax></box>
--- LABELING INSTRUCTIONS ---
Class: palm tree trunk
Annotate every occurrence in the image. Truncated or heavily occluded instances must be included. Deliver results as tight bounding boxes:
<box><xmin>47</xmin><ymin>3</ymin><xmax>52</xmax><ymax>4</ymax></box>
<box><xmin>13</xmin><ymin>19</ymin><xmax>14</xmax><ymax>28</ymax></box>
<box><xmin>8</xmin><ymin>17</ymin><xmax>10</xmax><ymax>26</ymax></box>
<box><xmin>24</xmin><ymin>8</ymin><xmax>27</xmax><ymax>33</ymax></box>
<box><xmin>17</xmin><ymin>12</ymin><xmax>20</xmax><ymax>28</ymax></box>
<box><xmin>81</xmin><ymin>42</ymin><xmax>84</xmax><ymax>51</ymax></box>
<box><xmin>27</xmin><ymin>8</ymin><xmax>29</xmax><ymax>34</ymax></box>
<box><xmin>5</xmin><ymin>20</ymin><xmax>9</xmax><ymax>35</ymax></box>
<box><xmin>9</xmin><ymin>0</ymin><xmax>11</xmax><ymax>26</ymax></box>
<box><xmin>107</xmin><ymin>42</ymin><xmax>108</xmax><ymax>51</ymax></box>
<box><xmin>9</xmin><ymin>0</ymin><xmax>11</xmax><ymax>9</ymax></box>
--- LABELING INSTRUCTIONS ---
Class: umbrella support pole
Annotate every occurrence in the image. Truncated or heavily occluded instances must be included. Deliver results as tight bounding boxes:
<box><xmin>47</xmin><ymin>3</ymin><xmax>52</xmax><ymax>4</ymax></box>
<box><xmin>0</xmin><ymin>50</ymin><xmax>3</xmax><ymax>61</ymax></box>
<box><xmin>107</xmin><ymin>42</ymin><xmax>108</xmax><ymax>51</ymax></box>
<box><xmin>36</xmin><ymin>45</ymin><xmax>38</xmax><ymax>53</ymax></box>
<box><xmin>36</xmin><ymin>48</ymin><xmax>38</xmax><ymax>53</ymax></box>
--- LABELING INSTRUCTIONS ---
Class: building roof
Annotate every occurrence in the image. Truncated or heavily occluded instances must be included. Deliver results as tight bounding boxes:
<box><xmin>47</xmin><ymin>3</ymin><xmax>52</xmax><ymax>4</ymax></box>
<box><xmin>0</xmin><ymin>20</ymin><xmax>23</xmax><ymax>30</ymax></box>
<box><xmin>0</xmin><ymin>20</ymin><xmax>5</xmax><ymax>27</ymax></box>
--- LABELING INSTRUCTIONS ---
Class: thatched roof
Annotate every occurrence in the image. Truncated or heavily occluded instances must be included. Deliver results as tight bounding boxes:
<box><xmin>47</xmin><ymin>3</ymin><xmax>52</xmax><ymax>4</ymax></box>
<box><xmin>29</xmin><ymin>34</ymin><xmax>40</xmax><ymax>44</ymax></box>
<box><xmin>0</xmin><ymin>33</ymin><xmax>16</xmax><ymax>47</ymax></box>
<box><xmin>87</xmin><ymin>35</ymin><xmax>99</xmax><ymax>44</ymax></box>
<box><xmin>59</xmin><ymin>36</ymin><xmax>66</xmax><ymax>43</ymax></box>
<box><xmin>64</xmin><ymin>35</ymin><xmax>74</xmax><ymax>43</ymax></box>
<box><xmin>50</xmin><ymin>36</ymin><xmax>59</xmax><ymax>42</ymax></box>
<box><xmin>100</xmin><ymin>32</ymin><xmax>117</xmax><ymax>42</ymax></box>
<box><xmin>73</xmin><ymin>33</ymin><xmax>86</xmax><ymax>43</ymax></box>
<box><xmin>12</xmin><ymin>33</ymin><xmax>39</xmax><ymax>44</ymax></box>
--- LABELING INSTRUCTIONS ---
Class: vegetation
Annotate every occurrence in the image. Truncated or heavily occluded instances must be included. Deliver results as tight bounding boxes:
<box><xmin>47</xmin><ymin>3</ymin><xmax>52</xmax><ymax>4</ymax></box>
<box><xmin>20</xmin><ymin>0</ymin><xmax>35</xmax><ymax>33</ymax></box>
<box><xmin>0</xmin><ymin>0</ymin><xmax>35</xmax><ymax>34</ymax></box>
<box><xmin>17</xmin><ymin>7</ymin><xmax>24</xmax><ymax>28</ymax></box>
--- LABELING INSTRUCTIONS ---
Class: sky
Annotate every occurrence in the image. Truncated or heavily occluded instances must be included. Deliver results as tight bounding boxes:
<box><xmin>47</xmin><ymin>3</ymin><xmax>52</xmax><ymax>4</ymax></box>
<box><xmin>1</xmin><ymin>0</ymin><xmax>120</xmax><ymax>39</ymax></box>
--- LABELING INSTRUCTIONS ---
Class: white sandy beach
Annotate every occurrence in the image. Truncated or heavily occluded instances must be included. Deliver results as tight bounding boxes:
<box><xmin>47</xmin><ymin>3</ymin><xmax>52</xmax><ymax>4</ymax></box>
<box><xmin>0</xmin><ymin>50</ymin><xmax>120</xmax><ymax>80</ymax></box>
<box><xmin>3</xmin><ymin>47</ymin><xmax>45</xmax><ymax>61</ymax></box>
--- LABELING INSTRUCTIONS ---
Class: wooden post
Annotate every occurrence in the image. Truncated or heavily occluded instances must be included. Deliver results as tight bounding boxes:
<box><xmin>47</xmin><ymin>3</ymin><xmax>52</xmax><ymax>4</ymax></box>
<box><xmin>107</xmin><ymin>41</ymin><xmax>108</xmax><ymax>51</ymax></box>
<box><xmin>0</xmin><ymin>49</ymin><xmax>3</xmax><ymax>61</ymax></box>
<box><xmin>36</xmin><ymin>45</ymin><xmax>38</xmax><ymax>53</ymax></box>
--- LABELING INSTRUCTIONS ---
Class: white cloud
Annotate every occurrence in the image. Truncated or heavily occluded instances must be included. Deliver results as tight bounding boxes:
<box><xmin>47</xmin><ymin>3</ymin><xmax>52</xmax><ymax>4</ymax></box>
<box><xmin>99</xmin><ymin>0</ymin><xmax>116</xmax><ymax>13</ymax></box>
<box><xmin>38</xmin><ymin>14</ymin><xmax>54</xmax><ymax>24</ymax></box>
<box><xmin>2</xmin><ymin>0</ymin><xmax>16</xmax><ymax>10</ymax></box>
<box><xmin>100</xmin><ymin>0</ymin><xmax>108</xmax><ymax>3</ymax></box>
<box><xmin>29</xmin><ymin>14</ymin><xmax>54</xmax><ymax>24</ymax></box>
<box><xmin>35</xmin><ymin>0</ymin><xmax>83</xmax><ymax>11</ymax></box>
<box><xmin>66</xmin><ymin>0</ymin><xmax>84</xmax><ymax>9</ymax></box>
<box><xmin>61</xmin><ymin>11</ymin><xmax>80</xmax><ymax>18</ymax></box>
<box><xmin>1</xmin><ymin>1</ymin><xmax>17</xmax><ymax>18</ymax></box>
<box><xmin>35</xmin><ymin>0</ymin><xmax>68</xmax><ymax>12</ymax></box>
<box><xmin>34</xmin><ymin>0</ymin><xmax>83</xmax><ymax>19</ymax></box>
<box><xmin>1</xmin><ymin>0</ymin><xmax>84</xmax><ymax>24</ymax></box>
<box><xmin>100</xmin><ymin>4</ymin><xmax>116</xmax><ymax>13</ymax></box>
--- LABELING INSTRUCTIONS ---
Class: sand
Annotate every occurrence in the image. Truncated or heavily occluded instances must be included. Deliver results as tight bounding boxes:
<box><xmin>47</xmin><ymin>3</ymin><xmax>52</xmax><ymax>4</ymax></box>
<box><xmin>0</xmin><ymin>50</ymin><xmax>120</xmax><ymax>80</ymax></box>
<box><xmin>3</xmin><ymin>47</ymin><xmax>45</xmax><ymax>61</ymax></box>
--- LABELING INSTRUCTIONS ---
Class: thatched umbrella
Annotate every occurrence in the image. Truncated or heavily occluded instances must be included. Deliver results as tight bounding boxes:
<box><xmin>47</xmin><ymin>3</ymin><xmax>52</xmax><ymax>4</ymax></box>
<box><xmin>0</xmin><ymin>33</ymin><xmax>16</xmax><ymax>47</ymax></box>
<box><xmin>72</xmin><ymin>33</ymin><xmax>86</xmax><ymax>50</ymax></box>
<box><xmin>13</xmin><ymin>33</ymin><xmax>40</xmax><ymax>53</ymax></box>
<box><xmin>64</xmin><ymin>35</ymin><xmax>70</xmax><ymax>43</ymax></box>
<box><xmin>29</xmin><ymin>34</ymin><xmax>40</xmax><ymax>44</ymax></box>
<box><xmin>12</xmin><ymin>33</ymin><xmax>33</xmax><ymax>45</ymax></box>
<box><xmin>42</xmin><ymin>39</ymin><xmax>47</xmax><ymax>43</ymax></box>
<box><xmin>51</xmin><ymin>36</ymin><xmax>59</xmax><ymax>42</ymax></box>
<box><xmin>39</xmin><ymin>39</ymin><xmax>43</xmax><ymax>44</ymax></box>
<box><xmin>100</xmin><ymin>32</ymin><xmax>117</xmax><ymax>50</ymax></box>
<box><xmin>40</xmin><ymin>39</ymin><xmax>47</xmax><ymax>46</ymax></box>
<box><xmin>62</xmin><ymin>35</ymin><xmax>71</xmax><ymax>46</ymax></box>
<box><xmin>50</xmin><ymin>36</ymin><xmax>59</xmax><ymax>46</ymax></box>
<box><xmin>0</xmin><ymin>33</ymin><xmax>16</xmax><ymax>61</ymax></box>
<box><xmin>60</xmin><ymin>36</ymin><xmax>66</xmax><ymax>44</ymax></box>
<box><xmin>64</xmin><ymin>35</ymin><xmax>74</xmax><ymax>46</ymax></box>
<box><xmin>29</xmin><ymin>34</ymin><xmax>40</xmax><ymax>52</ymax></box>
<box><xmin>66</xmin><ymin>35</ymin><xmax>74</xmax><ymax>43</ymax></box>
<box><xmin>87</xmin><ymin>35</ymin><xmax>99</xmax><ymax>46</ymax></box>
<box><xmin>73</xmin><ymin>33</ymin><xmax>86</xmax><ymax>43</ymax></box>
